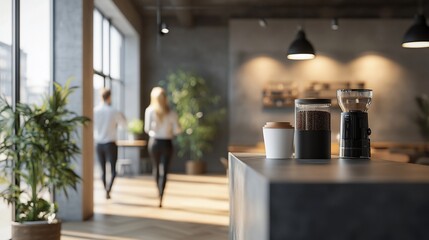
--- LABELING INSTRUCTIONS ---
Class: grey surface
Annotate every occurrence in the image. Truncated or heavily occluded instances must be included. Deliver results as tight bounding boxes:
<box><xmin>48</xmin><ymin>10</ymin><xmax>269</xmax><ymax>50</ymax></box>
<box><xmin>232</xmin><ymin>153</ymin><xmax>429</xmax><ymax>183</ymax></box>
<box><xmin>229</xmin><ymin>19</ymin><xmax>429</xmax><ymax>145</ymax></box>
<box><xmin>229</xmin><ymin>154</ymin><xmax>268</xmax><ymax>240</ymax></box>
<box><xmin>141</xmin><ymin>18</ymin><xmax>229</xmax><ymax>173</ymax></box>
<box><xmin>229</xmin><ymin>153</ymin><xmax>429</xmax><ymax>240</ymax></box>
<box><xmin>54</xmin><ymin>0</ymin><xmax>84</xmax><ymax>221</ymax></box>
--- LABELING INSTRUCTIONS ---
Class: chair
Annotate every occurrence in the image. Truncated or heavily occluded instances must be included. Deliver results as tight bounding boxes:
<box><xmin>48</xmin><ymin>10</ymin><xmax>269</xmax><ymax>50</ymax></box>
<box><xmin>117</xmin><ymin>158</ymin><xmax>133</xmax><ymax>176</ymax></box>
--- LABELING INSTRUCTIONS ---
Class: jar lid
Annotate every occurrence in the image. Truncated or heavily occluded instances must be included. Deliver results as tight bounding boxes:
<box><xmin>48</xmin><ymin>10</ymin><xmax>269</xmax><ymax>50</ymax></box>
<box><xmin>337</xmin><ymin>89</ymin><xmax>372</xmax><ymax>93</ymax></box>
<box><xmin>295</xmin><ymin>98</ymin><xmax>331</xmax><ymax>104</ymax></box>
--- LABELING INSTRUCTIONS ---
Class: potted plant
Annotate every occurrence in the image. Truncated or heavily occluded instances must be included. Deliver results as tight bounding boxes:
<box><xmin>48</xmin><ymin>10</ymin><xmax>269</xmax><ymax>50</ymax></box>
<box><xmin>416</xmin><ymin>94</ymin><xmax>429</xmax><ymax>140</ymax></box>
<box><xmin>162</xmin><ymin>70</ymin><xmax>225</xmax><ymax>174</ymax></box>
<box><xmin>127</xmin><ymin>119</ymin><xmax>144</xmax><ymax>140</ymax></box>
<box><xmin>0</xmin><ymin>82</ymin><xmax>89</xmax><ymax>240</ymax></box>
<box><xmin>416</xmin><ymin>94</ymin><xmax>429</xmax><ymax>153</ymax></box>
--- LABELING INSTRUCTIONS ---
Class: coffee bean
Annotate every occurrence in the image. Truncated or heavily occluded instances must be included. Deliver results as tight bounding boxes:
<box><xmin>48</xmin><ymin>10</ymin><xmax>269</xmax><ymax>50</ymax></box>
<box><xmin>296</xmin><ymin>111</ymin><xmax>330</xmax><ymax>131</ymax></box>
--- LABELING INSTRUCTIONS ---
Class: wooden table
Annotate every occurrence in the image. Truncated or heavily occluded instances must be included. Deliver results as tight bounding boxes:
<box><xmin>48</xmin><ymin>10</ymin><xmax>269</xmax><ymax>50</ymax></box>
<box><xmin>372</xmin><ymin>142</ymin><xmax>429</xmax><ymax>163</ymax></box>
<box><xmin>116</xmin><ymin>140</ymin><xmax>147</xmax><ymax>147</ymax></box>
<box><xmin>116</xmin><ymin>140</ymin><xmax>147</xmax><ymax>175</ymax></box>
<box><xmin>229</xmin><ymin>153</ymin><xmax>429</xmax><ymax>240</ymax></box>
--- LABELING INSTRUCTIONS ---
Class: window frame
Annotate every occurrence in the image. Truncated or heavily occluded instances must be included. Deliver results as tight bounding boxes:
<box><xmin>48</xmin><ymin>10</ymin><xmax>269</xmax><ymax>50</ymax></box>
<box><xmin>93</xmin><ymin>8</ymin><xmax>125</xmax><ymax>111</ymax></box>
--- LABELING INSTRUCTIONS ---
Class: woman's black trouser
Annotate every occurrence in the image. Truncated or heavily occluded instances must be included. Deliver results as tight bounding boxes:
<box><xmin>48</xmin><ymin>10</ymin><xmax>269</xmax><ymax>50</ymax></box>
<box><xmin>148</xmin><ymin>138</ymin><xmax>173</xmax><ymax>205</ymax></box>
<box><xmin>96</xmin><ymin>142</ymin><xmax>118</xmax><ymax>194</ymax></box>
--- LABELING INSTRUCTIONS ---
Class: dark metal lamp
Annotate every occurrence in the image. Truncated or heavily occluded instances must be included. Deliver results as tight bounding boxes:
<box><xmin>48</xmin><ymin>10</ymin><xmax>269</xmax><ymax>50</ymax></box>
<box><xmin>402</xmin><ymin>14</ymin><xmax>429</xmax><ymax>48</ymax></box>
<box><xmin>287</xmin><ymin>28</ymin><xmax>315</xmax><ymax>60</ymax></box>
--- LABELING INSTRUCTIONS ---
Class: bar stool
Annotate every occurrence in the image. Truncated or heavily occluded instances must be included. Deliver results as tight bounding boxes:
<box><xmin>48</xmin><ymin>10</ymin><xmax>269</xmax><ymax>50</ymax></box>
<box><xmin>117</xmin><ymin>158</ymin><xmax>133</xmax><ymax>176</ymax></box>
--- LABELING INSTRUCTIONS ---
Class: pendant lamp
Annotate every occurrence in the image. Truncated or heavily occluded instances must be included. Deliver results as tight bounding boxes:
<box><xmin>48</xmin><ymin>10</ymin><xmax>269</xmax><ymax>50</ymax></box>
<box><xmin>157</xmin><ymin>0</ymin><xmax>169</xmax><ymax>36</ymax></box>
<box><xmin>160</xmin><ymin>22</ymin><xmax>169</xmax><ymax>35</ymax></box>
<box><xmin>287</xmin><ymin>27</ymin><xmax>315</xmax><ymax>60</ymax></box>
<box><xmin>402</xmin><ymin>0</ymin><xmax>429</xmax><ymax>48</ymax></box>
<box><xmin>402</xmin><ymin>14</ymin><xmax>429</xmax><ymax>48</ymax></box>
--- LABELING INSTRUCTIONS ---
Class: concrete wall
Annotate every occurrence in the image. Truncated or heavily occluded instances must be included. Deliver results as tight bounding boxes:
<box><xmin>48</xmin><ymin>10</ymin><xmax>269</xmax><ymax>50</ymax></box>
<box><xmin>229</xmin><ymin>19</ymin><xmax>429</xmax><ymax>145</ymax></box>
<box><xmin>141</xmin><ymin>19</ymin><xmax>229</xmax><ymax>173</ymax></box>
<box><xmin>54</xmin><ymin>0</ymin><xmax>94</xmax><ymax>221</ymax></box>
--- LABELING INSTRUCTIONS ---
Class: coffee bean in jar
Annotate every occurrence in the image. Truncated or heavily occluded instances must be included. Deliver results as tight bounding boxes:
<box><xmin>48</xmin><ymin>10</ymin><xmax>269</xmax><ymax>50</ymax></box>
<box><xmin>294</xmin><ymin>99</ymin><xmax>331</xmax><ymax>159</ymax></box>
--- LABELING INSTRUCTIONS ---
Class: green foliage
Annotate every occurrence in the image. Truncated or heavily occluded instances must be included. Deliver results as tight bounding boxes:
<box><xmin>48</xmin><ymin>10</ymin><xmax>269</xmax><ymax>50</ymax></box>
<box><xmin>0</xmin><ymin>80</ymin><xmax>89</xmax><ymax>222</ymax></box>
<box><xmin>161</xmin><ymin>70</ymin><xmax>225</xmax><ymax>161</ymax></box>
<box><xmin>416</xmin><ymin>94</ymin><xmax>429</xmax><ymax>141</ymax></box>
<box><xmin>128</xmin><ymin>119</ymin><xmax>144</xmax><ymax>135</ymax></box>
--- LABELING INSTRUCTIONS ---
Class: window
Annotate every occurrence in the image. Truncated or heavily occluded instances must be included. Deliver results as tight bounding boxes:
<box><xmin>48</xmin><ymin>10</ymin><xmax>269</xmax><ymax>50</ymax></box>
<box><xmin>0</xmin><ymin>1</ymin><xmax>52</xmax><ymax>238</ymax></box>
<box><xmin>0</xmin><ymin>0</ymin><xmax>13</xmax><ymax>102</ymax></box>
<box><xmin>20</xmin><ymin>0</ymin><xmax>52</xmax><ymax>104</ymax></box>
<box><xmin>93</xmin><ymin>8</ymin><xmax>124</xmax><ymax>110</ymax></box>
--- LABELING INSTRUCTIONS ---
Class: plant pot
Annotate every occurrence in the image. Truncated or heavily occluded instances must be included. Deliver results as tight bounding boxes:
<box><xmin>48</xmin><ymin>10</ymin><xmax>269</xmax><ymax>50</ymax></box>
<box><xmin>128</xmin><ymin>133</ymin><xmax>143</xmax><ymax>140</ymax></box>
<box><xmin>186</xmin><ymin>160</ymin><xmax>206</xmax><ymax>175</ymax></box>
<box><xmin>12</xmin><ymin>220</ymin><xmax>61</xmax><ymax>240</ymax></box>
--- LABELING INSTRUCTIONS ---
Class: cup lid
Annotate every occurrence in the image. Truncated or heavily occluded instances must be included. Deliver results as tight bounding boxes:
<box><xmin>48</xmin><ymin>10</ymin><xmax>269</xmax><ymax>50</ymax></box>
<box><xmin>264</xmin><ymin>122</ymin><xmax>293</xmax><ymax>128</ymax></box>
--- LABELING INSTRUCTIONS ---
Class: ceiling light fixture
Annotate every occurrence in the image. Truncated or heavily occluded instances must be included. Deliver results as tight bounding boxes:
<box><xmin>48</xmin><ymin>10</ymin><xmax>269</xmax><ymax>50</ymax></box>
<box><xmin>402</xmin><ymin>0</ymin><xmax>429</xmax><ymax>48</ymax></box>
<box><xmin>287</xmin><ymin>26</ymin><xmax>315</xmax><ymax>60</ymax></box>
<box><xmin>157</xmin><ymin>0</ymin><xmax>168</xmax><ymax>36</ymax></box>
<box><xmin>402</xmin><ymin>14</ymin><xmax>429</xmax><ymax>48</ymax></box>
<box><xmin>259</xmin><ymin>18</ymin><xmax>268</xmax><ymax>28</ymax></box>
<box><xmin>331</xmin><ymin>18</ymin><xmax>339</xmax><ymax>30</ymax></box>
<box><xmin>160</xmin><ymin>22</ymin><xmax>169</xmax><ymax>35</ymax></box>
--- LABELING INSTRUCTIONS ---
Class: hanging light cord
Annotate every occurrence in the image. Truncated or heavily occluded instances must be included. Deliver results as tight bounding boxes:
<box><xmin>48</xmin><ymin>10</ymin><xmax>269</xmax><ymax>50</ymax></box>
<box><xmin>419</xmin><ymin>0</ymin><xmax>424</xmax><ymax>15</ymax></box>
<box><xmin>157</xmin><ymin>0</ymin><xmax>161</xmax><ymax>27</ymax></box>
<box><xmin>156</xmin><ymin>0</ymin><xmax>161</xmax><ymax>50</ymax></box>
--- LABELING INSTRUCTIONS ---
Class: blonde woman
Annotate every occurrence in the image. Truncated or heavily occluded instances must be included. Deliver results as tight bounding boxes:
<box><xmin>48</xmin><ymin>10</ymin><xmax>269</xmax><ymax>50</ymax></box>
<box><xmin>144</xmin><ymin>87</ymin><xmax>181</xmax><ymax>207</ymax></box>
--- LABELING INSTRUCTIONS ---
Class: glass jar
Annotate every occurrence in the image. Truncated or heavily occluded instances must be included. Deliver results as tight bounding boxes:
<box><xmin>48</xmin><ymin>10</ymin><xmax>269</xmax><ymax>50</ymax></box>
<box><xmin>294</xmin><ymin>99</ymin><xmax>331</xmax><ymax>159</ymax></box>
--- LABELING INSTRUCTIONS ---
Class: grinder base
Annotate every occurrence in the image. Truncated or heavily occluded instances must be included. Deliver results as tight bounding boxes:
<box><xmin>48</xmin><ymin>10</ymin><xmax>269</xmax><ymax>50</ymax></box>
<box><xmin>339</xmin><ymin>111</ymin><xmax>371</xmax><ymax>159</ymax></box>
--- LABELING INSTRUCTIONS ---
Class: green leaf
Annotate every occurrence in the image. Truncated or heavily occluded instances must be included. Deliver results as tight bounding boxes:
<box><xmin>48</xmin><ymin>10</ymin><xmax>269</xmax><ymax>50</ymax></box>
<box><xmin>416</xmin><ymin>94</ymin><xmax>429</xmax><ymax>141</ymax></box>
<box><xmin>0</xmin><ymin>80</ymin><xmax>89</xmax><ymax>221</ymax></box>
<box><xmin>162</xmin><ymin>70</ymin><xmax>225</xmax><ymax>161</ymax></box>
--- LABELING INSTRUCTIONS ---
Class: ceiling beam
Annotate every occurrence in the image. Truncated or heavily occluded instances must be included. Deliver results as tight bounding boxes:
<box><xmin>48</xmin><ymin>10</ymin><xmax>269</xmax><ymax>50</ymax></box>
<box><xmin>139</xmin><ymin>5</ymin><xmax>421</xmax><ymax>19</ymax></box>
<box><xmin>170</xmin><ymin>0</ymin><xmax>194</xmax><ymax>27</ymax></box>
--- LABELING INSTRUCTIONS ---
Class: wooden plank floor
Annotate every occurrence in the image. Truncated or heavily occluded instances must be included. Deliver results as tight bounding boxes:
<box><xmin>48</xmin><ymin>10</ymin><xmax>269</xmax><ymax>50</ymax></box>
<box><xmin>61</xmin><ymin>174</ymin><xmax>229</xmax><ymax>240</ymax></box>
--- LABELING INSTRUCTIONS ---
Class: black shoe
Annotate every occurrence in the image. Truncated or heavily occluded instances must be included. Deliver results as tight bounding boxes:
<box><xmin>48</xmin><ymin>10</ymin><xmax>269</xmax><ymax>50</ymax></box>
<box><xmin>158</xmin><ymin>195</ymin><xmax>163</xmax><ymax>208</ymax></box>
<box><xmin>106</xmin><ymin>191</ymin><xmax>111</xmax><ymax>199</ymax></box>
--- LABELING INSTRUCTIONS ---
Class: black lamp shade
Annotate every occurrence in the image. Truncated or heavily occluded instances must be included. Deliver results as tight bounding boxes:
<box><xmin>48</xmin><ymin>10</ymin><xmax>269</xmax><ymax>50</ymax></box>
<box><xmin>402</xmin><ymin>14</ymin><xmax>429</xmax><ymax>48</ymax></box>
<box><xmin>287</xmin><ymin>29</ymin><xmax>315</xmax><ymax>60</ymax></box>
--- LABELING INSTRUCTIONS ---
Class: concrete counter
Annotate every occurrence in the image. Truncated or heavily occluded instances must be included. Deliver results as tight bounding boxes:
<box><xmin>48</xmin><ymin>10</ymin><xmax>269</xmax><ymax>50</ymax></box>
<box><xmin>229</xmin><ymin>153</ymin><xmax>429</xmax><ymax>240</ymax></box>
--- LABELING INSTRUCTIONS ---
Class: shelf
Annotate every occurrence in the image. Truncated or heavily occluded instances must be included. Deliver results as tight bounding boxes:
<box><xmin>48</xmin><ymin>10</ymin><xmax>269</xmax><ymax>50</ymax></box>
<box><xmin>262</xmin><ymin>81</ymin><xmax>365</xmax><ymax>109</ymax></box>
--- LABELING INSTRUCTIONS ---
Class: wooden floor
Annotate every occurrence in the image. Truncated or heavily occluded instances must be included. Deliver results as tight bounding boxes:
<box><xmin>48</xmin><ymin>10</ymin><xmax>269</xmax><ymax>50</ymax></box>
<box><xmin>61</xmin><ymin>174</ymin><xmax>229</xmax><ymax>240</ymax></box>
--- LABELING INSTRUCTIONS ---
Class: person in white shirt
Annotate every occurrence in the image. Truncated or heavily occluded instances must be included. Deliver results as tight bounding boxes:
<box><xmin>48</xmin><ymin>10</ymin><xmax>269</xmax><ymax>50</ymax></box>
<box><xmin>144</xmin><ymin>87</ymin><xmax>181</xmax><ymax>207</ymax></box>
<box><xmin>94</xmin><ymin>89</ymin><xmax>127</xmax><ymax>199</ymax></box>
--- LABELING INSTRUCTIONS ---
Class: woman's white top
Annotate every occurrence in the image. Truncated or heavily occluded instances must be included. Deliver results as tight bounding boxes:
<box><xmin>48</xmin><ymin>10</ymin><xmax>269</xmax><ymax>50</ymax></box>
<box><xmin>144</xmin><ymin>106</ymin><xmax>182</xmax><ymax>140</ymax></box>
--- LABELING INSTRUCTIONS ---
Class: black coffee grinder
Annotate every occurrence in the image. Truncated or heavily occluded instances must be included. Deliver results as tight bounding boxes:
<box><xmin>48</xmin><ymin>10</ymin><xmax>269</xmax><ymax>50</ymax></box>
<box><xmin>337</xmin><ymin>89</ymin><xmax>373</xmax><ymax>158</ymax></box>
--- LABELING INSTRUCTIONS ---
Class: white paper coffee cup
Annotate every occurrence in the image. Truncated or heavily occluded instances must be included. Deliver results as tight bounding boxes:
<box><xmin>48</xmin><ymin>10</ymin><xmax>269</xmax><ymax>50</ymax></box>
<box><xmin>263</xmin><ymin>122</ymin><xmax>294</xmax><ymax>159</ymax></box>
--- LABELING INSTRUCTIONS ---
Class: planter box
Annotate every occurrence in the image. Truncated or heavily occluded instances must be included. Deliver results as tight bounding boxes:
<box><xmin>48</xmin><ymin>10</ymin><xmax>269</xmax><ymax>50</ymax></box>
<box><xmin>186</xmin><ymin>160</ymin><xmax>206</xmax><ymax>175</ymax></box>
<box><xmin>12</xmin><ymin>220</ymin><xmax>61</xmax><ymax>240</ymax></box>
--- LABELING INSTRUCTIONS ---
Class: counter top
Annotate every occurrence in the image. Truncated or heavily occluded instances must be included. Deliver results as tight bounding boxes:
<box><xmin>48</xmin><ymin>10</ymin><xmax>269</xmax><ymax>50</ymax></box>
<box><xmin>229</xmin><ymin>153</ymin><xmax>429</xmax><ymax>240</ymax></box>
<box><xmin>228</xmin><ymin>142</ymin><xmax>429</xmax><ymax>163</ymax></box>
<box><xmin>230</xmin><ymin>153</ymin><xmax>429</xmax><ymax>183</ymax></box>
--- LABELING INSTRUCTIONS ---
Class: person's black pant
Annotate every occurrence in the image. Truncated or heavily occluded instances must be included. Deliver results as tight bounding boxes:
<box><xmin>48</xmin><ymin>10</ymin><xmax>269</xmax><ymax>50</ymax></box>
<box><xmin>96</xmin><ymin>142</ymin><xmax>118</xmax><ymax>193</ymax></box>
<box><xmin>148</xmin><ymin>138</ymin><xmax>173</xmax><ymax>203</ymax></box>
